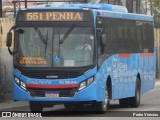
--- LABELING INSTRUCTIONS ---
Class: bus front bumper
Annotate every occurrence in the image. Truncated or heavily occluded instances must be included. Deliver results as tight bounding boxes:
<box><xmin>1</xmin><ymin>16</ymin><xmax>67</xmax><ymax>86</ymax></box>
<box><xmin>13</xmin><ymin>81</ymin><xmax>99</xmax><ymax>102</ymax></box>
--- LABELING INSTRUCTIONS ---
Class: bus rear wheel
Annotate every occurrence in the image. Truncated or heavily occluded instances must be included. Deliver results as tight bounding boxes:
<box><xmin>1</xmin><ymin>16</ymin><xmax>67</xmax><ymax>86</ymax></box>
<box><xmin>29</xmin><ymin>101</ymin><xmax>43</xmax><ymax>112</ymax></box>
<box><xmin>129</xmin><ymin>78</ymin><xmax>141</xmax><ymax>107</ymax></box>
<box><xmin>119</xmin><ymin>98</ymin><xmax>129</xmax><ymax>108</ymax></box>
<box><xmin>119</xmin><ymin>78</ymin><xmax>141</xmax><ymax>108</ymax></box>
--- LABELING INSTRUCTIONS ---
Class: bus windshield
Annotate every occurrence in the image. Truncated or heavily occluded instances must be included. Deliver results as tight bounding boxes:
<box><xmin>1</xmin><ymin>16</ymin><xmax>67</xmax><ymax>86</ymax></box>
<box><xmin>14</xmin><ymin>26</ymin><xmax>95</xmax><ymax>68</ymax></box>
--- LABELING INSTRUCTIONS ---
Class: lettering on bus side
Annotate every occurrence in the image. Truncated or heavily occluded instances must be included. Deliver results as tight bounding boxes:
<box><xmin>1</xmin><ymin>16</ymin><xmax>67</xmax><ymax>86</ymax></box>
<box><xmin>30</xmin><ymin>80</ymin><xmax>52</xmax><ymax>85</ymax></box>
<box><xmin>59</xmin><ymin>80</ymin><xmax>77</xmax><ymax>84</ymax></box>
<box><xmin>25</xmin><ymin>12</ymin><xmax>83</xmax><ymax>21</ymax></box>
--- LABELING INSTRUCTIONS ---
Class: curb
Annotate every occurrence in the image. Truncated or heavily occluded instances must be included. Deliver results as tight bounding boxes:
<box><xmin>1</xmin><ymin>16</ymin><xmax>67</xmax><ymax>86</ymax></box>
<box><xmin>0</xmin><ymin>101</ymin><xmax>29</xmax><ymax>110</ymax></box>
<box><xmin>155</xmin><ymin>81</ymin><xmax>160</xmax><ymax>86</ymax></box>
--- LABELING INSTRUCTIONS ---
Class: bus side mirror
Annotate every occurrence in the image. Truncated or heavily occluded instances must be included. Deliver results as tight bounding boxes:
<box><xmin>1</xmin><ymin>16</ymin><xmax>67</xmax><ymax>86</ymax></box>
<box><xmin>6</xmin><ymin>32</ymin><xmax>12</xmax><ymax>47</ymax></box>
<box><xmin>97</xmin><ymin>29</ymin><xmax>105</xmax><ymax>55</ymax></box>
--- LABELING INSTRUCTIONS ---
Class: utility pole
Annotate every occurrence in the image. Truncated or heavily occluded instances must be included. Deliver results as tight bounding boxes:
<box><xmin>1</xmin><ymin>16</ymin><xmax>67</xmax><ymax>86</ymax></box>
<box><xmin>126</xmin><ymin>0</ymin><xmax>133</xmax><ymax>13</ymax></box>
<box><xmin>25</xmin><ymin>0</ymin><xmax>27</xmax><ymax>8</ymax></box>
<box><xmin>0</xmin><ymin>0</ymin><xmax>2</xmax><ymax>18</ymax></box>
<box><xmin>106</xmin><ymin>0</ymin><xmax>109</xmax><ymax>4</ymax></box>
<box><xmin>145</xmin><ymin>0</ymin><xmax>148</xmax><ymax>14</ymax></box>
<box><xmin>12</xmin><ymin>0</ymin><xmax>17</xmax><ymax>18</ymax></box>
<box><xmin>136</xmin><ymin>0</ymin><xmax>140</xmax><ymax>14</ymax></box>
<box><xmin>84</xmin><ymin>0</ymin><xmax>87</xmax><ymax>3</ymax></box>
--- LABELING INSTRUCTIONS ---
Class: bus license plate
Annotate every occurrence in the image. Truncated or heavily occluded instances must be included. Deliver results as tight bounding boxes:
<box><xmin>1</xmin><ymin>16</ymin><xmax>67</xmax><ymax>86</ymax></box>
<box><xmin>45</xmin><ymin>91</ymin><xmax>59</xmax><ymax>98</ymax></box>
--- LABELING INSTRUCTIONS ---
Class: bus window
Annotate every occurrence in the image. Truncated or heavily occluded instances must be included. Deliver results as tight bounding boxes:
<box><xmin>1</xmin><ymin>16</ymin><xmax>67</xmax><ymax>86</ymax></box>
<box><xmin>129</xmin><ymin>21</ymin><xmax>136</xmax><ymax>52</ymax></box>
<box><xmin>110</xmin><ymin>19</ymin><xmax>118</xmax><ymax>53</ymax></box>
<box><xmin>142</xmin><ymin>22</ymin><xmax>149</xmax><ymax>53</ymax></box>
<box><xmin>117</xmin><ymin>19</ymin><xmax>124</xmax><ymax>52</ymax></box>
<box><xmin>136</xmin><ymin>21</ymin><xmax>143</xmax><ymax>52</ymax></box>
<box><xmin>148</xmin><ymin>23</ymin><xmax>154</xmax><ymax>52</ymax></box>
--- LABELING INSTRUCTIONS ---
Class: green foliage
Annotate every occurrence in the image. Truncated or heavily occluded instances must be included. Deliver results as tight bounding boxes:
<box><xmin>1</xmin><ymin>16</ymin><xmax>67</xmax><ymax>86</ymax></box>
<box><xmin>149</xmin><ymin>0</ymin><xmax>160</xmax><ymax>11</ymax></box>
<box><xmin>154</xmin><ymin>17</ymin><xmax>160</xmax><ymax>28</ymax></box>
<box><xmin>145</xmin><ymin>0</ymin><xmax>160</xmax><ymax>28</ymax></box>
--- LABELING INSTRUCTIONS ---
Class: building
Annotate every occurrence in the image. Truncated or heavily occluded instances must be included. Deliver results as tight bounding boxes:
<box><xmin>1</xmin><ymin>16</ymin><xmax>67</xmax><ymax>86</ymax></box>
<box><xmin>106</xmin><ymin>0</ymin><xmax>146</xmax><ymax>14</ymax></box>
<box><xmin>2</xmin><ymin>1</ymin><xmax>37</xmax><ymax>18</ymax></box>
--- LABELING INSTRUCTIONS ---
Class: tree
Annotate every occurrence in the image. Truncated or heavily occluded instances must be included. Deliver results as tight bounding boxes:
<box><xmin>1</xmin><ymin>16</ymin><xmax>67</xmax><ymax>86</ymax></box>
<box><xmin>146</xmin><ymin>0</ymin><xmax>160</xmax><ymax>28</ymax></box>
<box><xmin>2</xmin><ymin>7</ymin><xmax>10</xmax><ymax>14</ymax></box>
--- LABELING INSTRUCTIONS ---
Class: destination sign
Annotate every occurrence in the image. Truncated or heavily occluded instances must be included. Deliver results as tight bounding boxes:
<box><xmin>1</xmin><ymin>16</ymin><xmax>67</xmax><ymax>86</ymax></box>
<box><xmin>20</xmin><ymin>57</ymin><xmax>47</xmax><ymax>65</ymax></box>
<box><xmin>25</xmin><ymin>12</ymin><xmax>83</xmax><ymax>21</ymax></box>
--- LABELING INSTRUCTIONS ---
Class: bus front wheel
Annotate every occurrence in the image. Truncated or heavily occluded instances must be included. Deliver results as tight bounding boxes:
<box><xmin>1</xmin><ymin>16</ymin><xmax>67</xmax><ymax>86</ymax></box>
<box><xmin>29</xmin><ymin>101</ymin><xmax>43</xmax><ymax>112</ymax></box>
<box><xmin>94</xmin><ymin>87</ymin><xmax>109</xmax><ymax>113</ymax></box>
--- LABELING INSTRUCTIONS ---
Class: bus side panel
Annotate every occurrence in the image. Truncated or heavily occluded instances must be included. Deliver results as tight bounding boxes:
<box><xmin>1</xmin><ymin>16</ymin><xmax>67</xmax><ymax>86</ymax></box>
<box><xmin>97</xmin><ymin>53</ymin><xmax>155</xmax><ymax>100</ymax></box>
<box><xmin>97</xmin><ymin>54</ymin><xmax>136</xmax><ymax>100</ymax></box>
<box><xmin>140</xmin><ymin>53</ymin><xmax>155</xmax><ymax>94</ymax></box>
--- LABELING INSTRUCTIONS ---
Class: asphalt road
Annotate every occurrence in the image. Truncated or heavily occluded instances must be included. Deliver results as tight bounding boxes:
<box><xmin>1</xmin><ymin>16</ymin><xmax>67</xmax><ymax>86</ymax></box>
<box><xmin>0</xmin><ymin>85</ymin><xmax>160</xmax><ymax>119</ymax></box>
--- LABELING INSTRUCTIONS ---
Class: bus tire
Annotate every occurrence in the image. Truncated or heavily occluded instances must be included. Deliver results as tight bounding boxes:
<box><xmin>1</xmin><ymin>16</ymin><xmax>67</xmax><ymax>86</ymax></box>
<box><xmin>94</xmin><ymin>87</ymin><xmax>109</xmax><ymax>113</ymax></box>
<box><xmin>64</xmin><ymin>103</ymin><xmax>82</xmax><ymax>110</ymax></box>
<box><xmin>64</xmin><ymin>103</ymin><xmax>75</xmax><ymax>109</ymax></box>
<box><xmin>129</xmin><ymin>78</ymin><xmax>141</xmax><ymax>108</ymax></box>
<box><xmin>119</xmin><ymin>98</ymin><xmax>129</xmax><ymax>108</ymax></box>
<box><xmin>29</xmin><ymin>101</ymin><xmax>43</xmax><ymax>112</ymax></box>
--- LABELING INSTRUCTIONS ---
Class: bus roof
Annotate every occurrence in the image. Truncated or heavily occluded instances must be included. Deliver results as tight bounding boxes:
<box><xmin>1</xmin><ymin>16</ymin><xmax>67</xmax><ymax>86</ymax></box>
<box><xmin>98</xmin><ymin>10</ymin><xmax>153</xmax><ymax>21</ymax></box>
<box><xmin>26</xmin><ymin>3</ymin><xmax>153</xmax><ymax>22</ymax></box>
<box><xmin>27</xmin><ymin>3</ymin><xmax>128</xmax><ymax>13</ymax></box>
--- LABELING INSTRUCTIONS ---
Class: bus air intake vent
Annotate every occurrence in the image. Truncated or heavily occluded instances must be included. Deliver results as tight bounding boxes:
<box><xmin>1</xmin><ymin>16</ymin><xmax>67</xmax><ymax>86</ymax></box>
<box><xmin>19</xmin><ymin>69</ymin><xmax>83</xmax><ymax>79</ymax></box>
<box><xmin>28</xmin><ymin>88</ymin><xmax>77</xmax><ymax>98</ymax></box>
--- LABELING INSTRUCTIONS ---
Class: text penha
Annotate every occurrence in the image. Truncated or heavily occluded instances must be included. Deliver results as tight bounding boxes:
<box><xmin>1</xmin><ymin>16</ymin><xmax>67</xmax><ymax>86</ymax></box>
<box><xmin>26</xmin><ymin>12</ymin><xmax>83</xmax><ymax>21</ymax></box>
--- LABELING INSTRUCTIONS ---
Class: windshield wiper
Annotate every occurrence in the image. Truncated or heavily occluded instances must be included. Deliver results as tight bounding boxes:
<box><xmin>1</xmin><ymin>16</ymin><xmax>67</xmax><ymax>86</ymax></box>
<box><xmin>34</xmin><ymin>25</ymin><xmax>48</xmax><ymax>56</ymax></box>
<box><xmin>34</xmin><ymin>25</ymin><xmax>47</xmax><ymax>45</ymax></box>
<box><xmin>45</xmin><ymin>30</ymin><xmax>48</xmax><ymax>56</ymax></box>
<box><xmin>59</xmin><ymin>24</ymin><xmax>76</xmax><ymax>44</ymax></box>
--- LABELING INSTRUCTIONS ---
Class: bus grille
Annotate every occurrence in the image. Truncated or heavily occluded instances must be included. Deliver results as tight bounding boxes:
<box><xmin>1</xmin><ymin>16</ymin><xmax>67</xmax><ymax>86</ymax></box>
<box><xmin>20</xmin><ymin>69</ymin><xmax>82</xmax><ymax>79</ymax></box>
<box><xmin>28</xmin><ymin>88</ymin><xmax>77</xmax><ymax>98</ymax></box>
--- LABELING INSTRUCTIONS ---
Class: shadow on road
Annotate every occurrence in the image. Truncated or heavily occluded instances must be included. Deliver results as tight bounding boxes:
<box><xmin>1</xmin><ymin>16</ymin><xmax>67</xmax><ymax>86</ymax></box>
<box><xmin>41</xmin><ymin>104</ymin><xmax>131</xmax><ymax>117</ymax></box>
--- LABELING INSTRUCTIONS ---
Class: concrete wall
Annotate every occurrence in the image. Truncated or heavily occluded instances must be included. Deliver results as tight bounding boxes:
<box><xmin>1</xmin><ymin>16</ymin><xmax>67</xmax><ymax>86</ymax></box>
<box><xmin>0</xmin><ymin>18</ymin><xmax>14</xmax><ymax>101</ymax></box>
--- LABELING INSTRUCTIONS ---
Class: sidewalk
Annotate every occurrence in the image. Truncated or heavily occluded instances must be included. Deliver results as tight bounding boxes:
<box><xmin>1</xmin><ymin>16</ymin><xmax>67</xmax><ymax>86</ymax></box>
<box><xmin>155</xmin><ymin>78</ymin><xmax>160</xmax><ymax>86</ymax></box>
<box><xmin>0</xmin><ymin>101</ymin><xmax>28</xmax><ymax>110</ymax></box>
<box><xmin>0</xmin><ymin>79</ymin><xmax>160</xmax><ymax>110</ymax></box>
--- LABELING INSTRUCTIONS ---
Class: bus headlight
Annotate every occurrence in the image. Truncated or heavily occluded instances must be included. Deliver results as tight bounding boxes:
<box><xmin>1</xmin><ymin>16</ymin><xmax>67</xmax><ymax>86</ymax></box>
<box><xmin>79</xmin><ymin>77</ymin><xmax>94</xmax><ymax>91</ymax></box>
<box><xmin>20</xmin><ymin>81</ymin><xmax>27</xmax><ymax>90</ymax></box>
<box><xmin>14</xmin><ymin>77</ymin><xmax>27</xmax><ymax>91</ymax></box>
<box><xmin>79</xmin><ymin>81</ymin><xmax>87</xmax><ymax>90</ymax></box>
<box><xmin>15</xmin><ymin>77</ymin><xmax>20</xmax><ymax>85</ymax></box>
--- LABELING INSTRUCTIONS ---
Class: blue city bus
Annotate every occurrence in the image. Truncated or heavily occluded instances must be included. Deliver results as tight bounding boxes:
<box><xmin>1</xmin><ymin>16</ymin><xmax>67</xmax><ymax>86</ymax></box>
<box><xmin>6</xmin><ymin>3</ymin><xmax>155</xmax><ymax>112</ymax></box>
